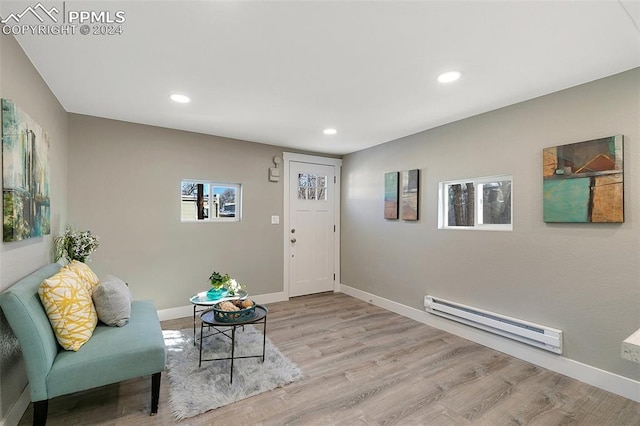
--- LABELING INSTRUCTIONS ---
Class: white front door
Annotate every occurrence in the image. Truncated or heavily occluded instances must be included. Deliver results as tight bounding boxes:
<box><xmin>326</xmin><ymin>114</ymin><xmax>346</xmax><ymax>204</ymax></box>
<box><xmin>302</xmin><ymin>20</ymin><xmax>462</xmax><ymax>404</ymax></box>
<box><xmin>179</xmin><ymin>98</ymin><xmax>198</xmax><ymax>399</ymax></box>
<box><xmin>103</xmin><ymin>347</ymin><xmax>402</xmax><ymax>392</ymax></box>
<box><xmin>287</xmin><ymin>160</ymin><xmax>337</xmax><ymax>297</ymax></box>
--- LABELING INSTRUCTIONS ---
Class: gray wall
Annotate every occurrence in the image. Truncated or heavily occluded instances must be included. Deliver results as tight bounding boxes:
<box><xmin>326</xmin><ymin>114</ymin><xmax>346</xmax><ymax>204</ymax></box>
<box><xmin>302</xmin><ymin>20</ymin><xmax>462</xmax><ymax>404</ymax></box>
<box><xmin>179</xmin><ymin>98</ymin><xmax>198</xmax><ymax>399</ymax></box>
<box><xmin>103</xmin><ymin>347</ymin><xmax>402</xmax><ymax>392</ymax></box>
<box><xmin>0</xmin><ymin>35</ymin><xmax>69</xmax><ymax>420</ymax></box>
<box><xmin>341</xmin><ymin>68</ymin><xmax>640</xmax><ymax>381</ymax></box>
<box><xmin>67</xmin><ymin>115</ymin><xmax>286</xmax><ymax>309</ymax></box>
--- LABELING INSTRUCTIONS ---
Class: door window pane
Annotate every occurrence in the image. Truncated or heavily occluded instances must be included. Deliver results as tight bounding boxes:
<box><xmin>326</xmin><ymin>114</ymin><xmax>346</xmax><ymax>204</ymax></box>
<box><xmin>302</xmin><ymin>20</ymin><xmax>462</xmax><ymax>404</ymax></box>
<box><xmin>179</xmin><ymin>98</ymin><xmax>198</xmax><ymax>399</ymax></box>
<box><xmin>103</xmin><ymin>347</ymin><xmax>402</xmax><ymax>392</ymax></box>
<box><xmin>317</xmin><ymin>187</ymin><xmax>326</xmax><ymax>201</ymax></box>
<box><xmin>298</xmin><ymin>173</ymin><xmax>328</xmax><ymax>201</ymax></box>
<box><xmin>316</xmin><ymin>176</ymin><xmax>327</xmax><ymax>200</ymax></box>
<box><xmin>298</xmin><ymin>187</ymin><xmax>307</xmax><ymax>200</ymax></box>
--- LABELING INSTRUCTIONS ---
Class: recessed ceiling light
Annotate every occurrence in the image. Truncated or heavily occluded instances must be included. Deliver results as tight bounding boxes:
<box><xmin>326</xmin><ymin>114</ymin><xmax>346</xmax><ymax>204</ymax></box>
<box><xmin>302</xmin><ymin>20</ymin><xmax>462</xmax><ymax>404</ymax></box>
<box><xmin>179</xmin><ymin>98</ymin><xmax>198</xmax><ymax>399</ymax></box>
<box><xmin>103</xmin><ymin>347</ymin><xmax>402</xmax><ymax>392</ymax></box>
<box><xmin>323</xmin><ymin>128</ymin><xmax>337</xmax><ymax>135</ymax></box>
<box><xmin>437</xmin><ymin>71</ymin><xmax>462</xmax><ymax>83</ymax></box>
<box><xmin>170</xmin><ymin>94</ymin><xmax>190</xmax><ymax>103</ymax></box>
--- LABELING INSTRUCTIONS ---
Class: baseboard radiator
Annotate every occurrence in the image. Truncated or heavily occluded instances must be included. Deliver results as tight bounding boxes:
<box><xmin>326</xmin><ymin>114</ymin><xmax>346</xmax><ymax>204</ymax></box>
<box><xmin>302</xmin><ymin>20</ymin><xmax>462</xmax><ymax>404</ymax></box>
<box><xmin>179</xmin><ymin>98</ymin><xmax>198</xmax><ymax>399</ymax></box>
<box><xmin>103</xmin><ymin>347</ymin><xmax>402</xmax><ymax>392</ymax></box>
<box><xmin>424</xmin><ymin>295</ymin><xmax>563</xmax><ymax>354</ymax></box>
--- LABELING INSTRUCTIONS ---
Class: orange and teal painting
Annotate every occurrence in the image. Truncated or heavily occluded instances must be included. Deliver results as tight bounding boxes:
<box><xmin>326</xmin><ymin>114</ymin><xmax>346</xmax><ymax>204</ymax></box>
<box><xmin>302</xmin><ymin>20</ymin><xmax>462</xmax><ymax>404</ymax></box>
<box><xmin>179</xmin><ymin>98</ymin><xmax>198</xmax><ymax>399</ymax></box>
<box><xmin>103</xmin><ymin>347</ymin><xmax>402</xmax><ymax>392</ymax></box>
<box><xmin>543</xmin><ymin>135</ymin><xmax>623</xmax><ymax>223</ymax></box>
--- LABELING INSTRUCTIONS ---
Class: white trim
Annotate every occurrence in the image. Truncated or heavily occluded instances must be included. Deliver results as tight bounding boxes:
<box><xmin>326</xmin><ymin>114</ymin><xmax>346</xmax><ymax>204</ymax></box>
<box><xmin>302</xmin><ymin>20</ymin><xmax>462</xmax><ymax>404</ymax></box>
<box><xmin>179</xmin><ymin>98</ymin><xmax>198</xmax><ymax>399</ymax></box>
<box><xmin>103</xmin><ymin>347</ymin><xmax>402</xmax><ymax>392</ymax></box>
<box><xmin>0</xmin><ymin>385</ymin><xmax>30</xmax><ymax>426</ymax></box>
<box><xmin>339</xmin><ymin>283</ymin><xmax>640</xmax><ymax>403</ymax></box>
<box><xmin>283</xmin><ymin>153</ymin><xmax>342</xmax><ymax>297</ymax></box>
<box><xmin>334</xmin><ymin>163</ymin><xmax>342</xmax><ymax>290</ymax></box>
<box><xmin>283</xmin><ymin>152</ymin><xmax>343</xmax><ymax>167</ymax></box>
<box><xmin>157</xmin><ymin>304</ymin><xmax>193</xmax><ymax>322</ymax></box>
<box><xmin>157</xmin><ymin>291</ymin><xmax>288</xmax><ymax>322</ymax></box>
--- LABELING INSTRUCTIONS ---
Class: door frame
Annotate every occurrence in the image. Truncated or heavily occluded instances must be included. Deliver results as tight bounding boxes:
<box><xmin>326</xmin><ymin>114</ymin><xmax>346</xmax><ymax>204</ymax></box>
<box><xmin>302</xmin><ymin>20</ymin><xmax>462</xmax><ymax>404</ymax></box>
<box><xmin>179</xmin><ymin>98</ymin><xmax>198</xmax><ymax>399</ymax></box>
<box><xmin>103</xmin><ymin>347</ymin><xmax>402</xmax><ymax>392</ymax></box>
<box><xmin>283</xmin><ymin>152</ymin><xmax>342</xmax><ymax>298</ymax></box>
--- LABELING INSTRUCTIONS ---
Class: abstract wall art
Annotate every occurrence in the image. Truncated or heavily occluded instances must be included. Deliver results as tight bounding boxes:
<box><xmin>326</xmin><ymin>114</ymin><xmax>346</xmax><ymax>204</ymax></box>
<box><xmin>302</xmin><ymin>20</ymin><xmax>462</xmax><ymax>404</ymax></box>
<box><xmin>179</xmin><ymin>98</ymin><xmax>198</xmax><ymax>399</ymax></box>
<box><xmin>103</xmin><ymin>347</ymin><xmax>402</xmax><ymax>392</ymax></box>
<box><xmin>401</xmin><ymin>169</ymin><xmax>419</xmax><ymax>221</ymax></box>
<box><xmin>2</xmin><ymin>99</ymin><xmax>51</xmax><ymax>242</ymax></box>
<box><xmin>384</xmin><ymin>171</ymin><xmax>399</xmax><ymax>220</ymax></box>
<box><xmin>543</xmin><ymin>135</ymin><xmax>623</xmax><ymax>223</ymax></box>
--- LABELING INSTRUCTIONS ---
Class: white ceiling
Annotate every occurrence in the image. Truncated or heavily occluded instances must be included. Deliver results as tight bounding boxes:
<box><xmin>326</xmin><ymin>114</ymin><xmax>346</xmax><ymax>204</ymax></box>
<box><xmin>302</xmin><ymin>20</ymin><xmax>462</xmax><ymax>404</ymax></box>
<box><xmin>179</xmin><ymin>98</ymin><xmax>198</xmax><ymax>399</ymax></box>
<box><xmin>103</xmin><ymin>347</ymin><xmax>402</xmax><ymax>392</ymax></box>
<box><xmin>3</xmin><ymin>1</ymin><xmax>639</xmax><ymax>155</ymax></box>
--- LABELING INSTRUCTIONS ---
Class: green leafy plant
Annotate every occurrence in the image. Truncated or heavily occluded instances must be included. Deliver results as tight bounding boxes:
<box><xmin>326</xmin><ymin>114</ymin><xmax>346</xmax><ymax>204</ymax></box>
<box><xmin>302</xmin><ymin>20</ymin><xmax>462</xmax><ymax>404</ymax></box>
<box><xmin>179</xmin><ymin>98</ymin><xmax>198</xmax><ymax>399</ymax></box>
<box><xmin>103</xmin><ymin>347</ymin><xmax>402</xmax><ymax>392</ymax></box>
<box><xmin>209</xmin><ymin>271</ymin><xmax>229</xmax><ymax>289</ymax></box>
<box><xmin>209</xmin><ymin>271</ymin><xmax>244</xmax><ymax>295</ymax></box>
<box><xmin>53</xmin><ymin>227</ymin><xmax>100</xmax><ymax>263</ymax></box>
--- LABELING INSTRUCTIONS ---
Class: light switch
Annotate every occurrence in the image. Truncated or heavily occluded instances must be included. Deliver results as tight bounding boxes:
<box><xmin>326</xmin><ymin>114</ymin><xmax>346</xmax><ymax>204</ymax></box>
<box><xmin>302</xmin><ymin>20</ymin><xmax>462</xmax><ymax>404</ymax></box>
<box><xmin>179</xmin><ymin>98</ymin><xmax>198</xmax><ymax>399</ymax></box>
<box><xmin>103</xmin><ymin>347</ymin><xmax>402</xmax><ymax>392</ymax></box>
<box><xmin>271</xmin><ymin>215</ymin><xmax>280</xmax><ymax>224</ymax></box>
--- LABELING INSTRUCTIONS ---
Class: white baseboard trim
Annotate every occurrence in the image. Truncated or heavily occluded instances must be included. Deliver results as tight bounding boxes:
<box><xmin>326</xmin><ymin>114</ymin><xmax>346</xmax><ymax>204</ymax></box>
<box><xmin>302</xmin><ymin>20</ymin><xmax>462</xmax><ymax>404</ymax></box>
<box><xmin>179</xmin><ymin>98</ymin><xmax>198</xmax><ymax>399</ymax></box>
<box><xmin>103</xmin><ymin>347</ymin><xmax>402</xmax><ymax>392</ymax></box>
<box><xmin>339</xmin><ymin>284</ymin><xmax>640</xmax><ymax>403</ymax></box>
<box><xmin>157</xmin><ymin>291</ymin><xmax>288</xmax><ymax>322</ymax></box>
<box><xmin>0</xmin><ymin>385</ymin><xmax>30</xmax><ymax>426</ymax></box>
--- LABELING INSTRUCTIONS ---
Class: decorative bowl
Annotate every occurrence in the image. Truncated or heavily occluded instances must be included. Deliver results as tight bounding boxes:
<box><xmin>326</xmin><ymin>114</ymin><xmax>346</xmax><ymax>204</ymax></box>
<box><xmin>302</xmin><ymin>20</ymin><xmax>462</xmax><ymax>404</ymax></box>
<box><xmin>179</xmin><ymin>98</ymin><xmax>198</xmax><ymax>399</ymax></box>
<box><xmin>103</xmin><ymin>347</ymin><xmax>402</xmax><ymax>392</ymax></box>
<box><xmin>206</xmin><ymin>287</ymin><xmax>229</xmax><ymax>301</ymax></box>
<box><xmin>212</xmin><ymin>300</ymin><xmax>256</xmax><ymax>323</ymax></box>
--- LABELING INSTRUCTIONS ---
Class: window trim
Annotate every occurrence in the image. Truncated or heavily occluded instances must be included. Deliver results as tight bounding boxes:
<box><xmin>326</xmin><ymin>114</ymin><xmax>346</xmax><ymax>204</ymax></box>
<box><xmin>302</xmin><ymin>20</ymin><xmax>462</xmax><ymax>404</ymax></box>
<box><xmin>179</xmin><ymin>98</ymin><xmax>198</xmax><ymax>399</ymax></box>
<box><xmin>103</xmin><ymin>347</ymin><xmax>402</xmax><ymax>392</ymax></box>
<box><xmin>180</xmin><ymin>179</ymin><xmax>242</xmax><ymax>223</ymax></box>
<box><xmin>438</xmin><ymin>174</ymin><xmax>513</xmax><ymax>231</ymax></box>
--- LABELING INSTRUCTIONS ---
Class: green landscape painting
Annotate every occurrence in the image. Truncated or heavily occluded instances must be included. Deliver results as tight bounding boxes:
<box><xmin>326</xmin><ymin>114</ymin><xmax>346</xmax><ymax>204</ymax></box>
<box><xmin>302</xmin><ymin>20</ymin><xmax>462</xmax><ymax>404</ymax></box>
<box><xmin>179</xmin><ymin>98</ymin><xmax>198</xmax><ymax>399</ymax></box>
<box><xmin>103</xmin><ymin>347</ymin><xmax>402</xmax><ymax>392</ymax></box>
<box><xmin>2</xmin><ymin>99</ymin><xmax>51</xmax><ymax>242</ymax></box>
<box><xmin>543</xmin><ymin>135</ymin><xmax>623</xmax><ymax>223</ymax></box>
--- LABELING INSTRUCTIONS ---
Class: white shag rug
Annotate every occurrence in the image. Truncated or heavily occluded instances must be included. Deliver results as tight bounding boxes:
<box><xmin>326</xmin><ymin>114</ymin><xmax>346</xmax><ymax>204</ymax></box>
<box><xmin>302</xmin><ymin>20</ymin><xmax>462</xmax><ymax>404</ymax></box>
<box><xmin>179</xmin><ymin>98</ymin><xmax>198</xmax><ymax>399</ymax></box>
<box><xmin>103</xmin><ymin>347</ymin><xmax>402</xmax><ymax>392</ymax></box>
<box><xmin>163</xmin><ymin>326</ymin><xmax>303</xmax><ymax>420</ymax></box>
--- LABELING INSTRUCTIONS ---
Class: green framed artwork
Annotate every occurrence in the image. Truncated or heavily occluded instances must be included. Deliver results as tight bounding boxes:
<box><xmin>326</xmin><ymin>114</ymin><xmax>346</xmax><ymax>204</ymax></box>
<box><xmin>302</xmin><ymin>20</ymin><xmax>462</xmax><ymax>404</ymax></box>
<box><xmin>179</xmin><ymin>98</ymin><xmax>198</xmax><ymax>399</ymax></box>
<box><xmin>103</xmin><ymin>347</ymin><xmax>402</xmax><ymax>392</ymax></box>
<box><xmin>384</xmin><ymin>172</ymin><xmax>399</xmax><ymax>220</ymax></box>
<box><xmin>2</xmin><ymin>99</ymin><xmax>51</xmax><ymax>242</ymax></box>
<box><xmin>543</xmin><ymin>135</ymin><xmax>623</xmax><ymax>223</ymax></box>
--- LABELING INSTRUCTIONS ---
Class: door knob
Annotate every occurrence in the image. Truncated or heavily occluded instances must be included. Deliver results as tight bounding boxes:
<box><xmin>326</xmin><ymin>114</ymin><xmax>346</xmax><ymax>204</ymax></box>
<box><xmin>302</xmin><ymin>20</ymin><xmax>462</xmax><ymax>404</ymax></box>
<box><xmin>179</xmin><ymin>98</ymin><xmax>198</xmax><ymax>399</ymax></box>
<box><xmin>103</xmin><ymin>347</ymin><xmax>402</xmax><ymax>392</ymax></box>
<box><xmin>291</xmin><ymin>238</ymin><xmax>297</xmax><ymax>243</ymax></box>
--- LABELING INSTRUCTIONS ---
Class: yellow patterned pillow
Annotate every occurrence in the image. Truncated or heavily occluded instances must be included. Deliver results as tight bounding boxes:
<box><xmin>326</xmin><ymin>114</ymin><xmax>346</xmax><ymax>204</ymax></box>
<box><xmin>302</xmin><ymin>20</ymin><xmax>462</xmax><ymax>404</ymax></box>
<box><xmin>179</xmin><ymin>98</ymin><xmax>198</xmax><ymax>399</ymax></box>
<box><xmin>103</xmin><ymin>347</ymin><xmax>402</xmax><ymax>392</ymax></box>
<box><xmin>64</xmin><ymin>260</ymin><xmax>100</xmax><ymax>293</ymax></box>
<box><xmin>39</xmin><ymin>268</ymin><xmax>98</xmax><ymax>351</ymax></box>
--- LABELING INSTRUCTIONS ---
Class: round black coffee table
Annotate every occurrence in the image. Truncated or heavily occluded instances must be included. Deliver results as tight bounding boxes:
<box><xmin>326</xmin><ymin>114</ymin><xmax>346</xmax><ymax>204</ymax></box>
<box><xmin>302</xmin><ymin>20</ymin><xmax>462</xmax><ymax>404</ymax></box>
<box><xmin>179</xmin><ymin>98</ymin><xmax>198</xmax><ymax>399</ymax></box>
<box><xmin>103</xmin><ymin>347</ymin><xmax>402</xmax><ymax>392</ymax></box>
<box><xmin>198</xmin><ymin>305</ymin><xmax>268</xmax><ymax>384</ymax></box>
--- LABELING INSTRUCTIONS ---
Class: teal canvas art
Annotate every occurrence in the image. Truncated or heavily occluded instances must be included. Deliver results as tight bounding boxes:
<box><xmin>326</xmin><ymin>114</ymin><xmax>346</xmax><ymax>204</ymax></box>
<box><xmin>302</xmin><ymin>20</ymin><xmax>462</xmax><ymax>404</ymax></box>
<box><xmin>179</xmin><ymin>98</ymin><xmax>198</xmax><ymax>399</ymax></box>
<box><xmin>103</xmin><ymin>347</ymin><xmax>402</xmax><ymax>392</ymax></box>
<box><xmin>543</xmin><ymin>135</ymin><xmax>623</xmax><ymax>223</ymax></box>
<box><xmin>384</xmin><ymin>172</ymin><xmax>399</xmax><ymax>219</ymax></box>
<box><xmin>2</xmin><ymin>99</ymin><xmax>51</xmax><ymax>241</ymax></box>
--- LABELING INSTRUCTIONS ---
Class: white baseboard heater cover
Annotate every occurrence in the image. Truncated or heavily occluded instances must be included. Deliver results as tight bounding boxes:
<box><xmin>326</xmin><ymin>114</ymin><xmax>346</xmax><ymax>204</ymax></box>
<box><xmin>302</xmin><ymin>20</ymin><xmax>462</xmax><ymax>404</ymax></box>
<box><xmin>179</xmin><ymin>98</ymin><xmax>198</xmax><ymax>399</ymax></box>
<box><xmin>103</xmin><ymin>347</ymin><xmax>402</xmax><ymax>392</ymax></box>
<box><xmin>425</xmin><ymin>295</ymin><xmax>563</xmax><ymax>354</ymax></box>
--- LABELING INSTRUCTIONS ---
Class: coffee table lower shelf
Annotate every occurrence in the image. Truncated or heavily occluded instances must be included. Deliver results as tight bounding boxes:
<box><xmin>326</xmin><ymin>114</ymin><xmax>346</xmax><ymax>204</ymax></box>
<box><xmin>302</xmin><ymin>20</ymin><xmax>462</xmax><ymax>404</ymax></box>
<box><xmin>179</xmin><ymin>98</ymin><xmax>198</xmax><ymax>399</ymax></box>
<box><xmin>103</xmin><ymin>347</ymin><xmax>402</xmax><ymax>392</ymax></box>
<box><xmin>198</xmin><ymin>305</ymin><xmax>268</xmax><ymax>384</ymax></box>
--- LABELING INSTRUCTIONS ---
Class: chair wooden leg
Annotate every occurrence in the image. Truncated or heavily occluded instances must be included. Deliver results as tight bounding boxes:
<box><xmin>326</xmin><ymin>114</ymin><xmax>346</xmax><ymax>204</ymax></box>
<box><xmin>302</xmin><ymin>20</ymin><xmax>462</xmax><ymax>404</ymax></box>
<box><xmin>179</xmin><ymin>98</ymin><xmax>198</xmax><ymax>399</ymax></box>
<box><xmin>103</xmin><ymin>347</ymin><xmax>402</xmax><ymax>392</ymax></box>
<box><xmin>150</xmin><ymin>372</ymin><xmax>161</xmax><ymax>415</ymax></box>
<box><xmin>33</xmin><ymin>400</ymin><xmax>48</xmax><ymax>426</ymax></box>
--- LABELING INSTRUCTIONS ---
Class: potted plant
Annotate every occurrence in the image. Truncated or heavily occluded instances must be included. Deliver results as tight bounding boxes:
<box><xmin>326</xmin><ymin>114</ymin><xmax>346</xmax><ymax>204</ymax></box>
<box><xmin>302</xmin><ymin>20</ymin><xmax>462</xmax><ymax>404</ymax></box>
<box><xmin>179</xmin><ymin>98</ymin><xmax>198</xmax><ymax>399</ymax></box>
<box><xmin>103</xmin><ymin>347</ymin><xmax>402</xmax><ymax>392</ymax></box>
<box><xmin>207</xmin><ymin>271</ymin><xmax>244</xmax><ymax>300</ymax></box>
<box><xmin>53</xmin><ymin>227</ymin><xmax>100</xmax><ymax>263</ymax></box>
<box><xmin>208</xmin><ymin>271</ymin><xmax>229</xmax><ymax>300</ymax></box>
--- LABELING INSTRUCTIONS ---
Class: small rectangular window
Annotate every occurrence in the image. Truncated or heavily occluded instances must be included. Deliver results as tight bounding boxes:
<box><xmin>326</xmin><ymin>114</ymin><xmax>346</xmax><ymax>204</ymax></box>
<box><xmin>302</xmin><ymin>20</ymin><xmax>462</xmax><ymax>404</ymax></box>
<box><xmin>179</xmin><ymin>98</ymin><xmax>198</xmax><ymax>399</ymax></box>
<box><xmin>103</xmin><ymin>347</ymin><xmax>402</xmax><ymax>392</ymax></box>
<box><xmin>439</xmin><ymin>175</ymin><xmax>512</xmax><ymax>231</ymax></box>
<box><xmin>181</xmin><ymin>180</ymin><xmax>241</xmax><ymax>222</ymax></box>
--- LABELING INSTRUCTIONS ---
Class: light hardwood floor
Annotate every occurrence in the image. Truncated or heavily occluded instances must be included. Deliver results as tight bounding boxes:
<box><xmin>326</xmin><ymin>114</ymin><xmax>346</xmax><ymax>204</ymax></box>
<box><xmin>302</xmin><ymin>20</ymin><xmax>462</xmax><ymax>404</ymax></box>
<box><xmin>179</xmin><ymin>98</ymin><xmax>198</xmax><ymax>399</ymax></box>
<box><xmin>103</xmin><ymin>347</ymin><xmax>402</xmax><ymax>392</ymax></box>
<box><xmin>18</xmin><ymin>292</ymin><xmax>640</xmax><ymax>425</ymax></box>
